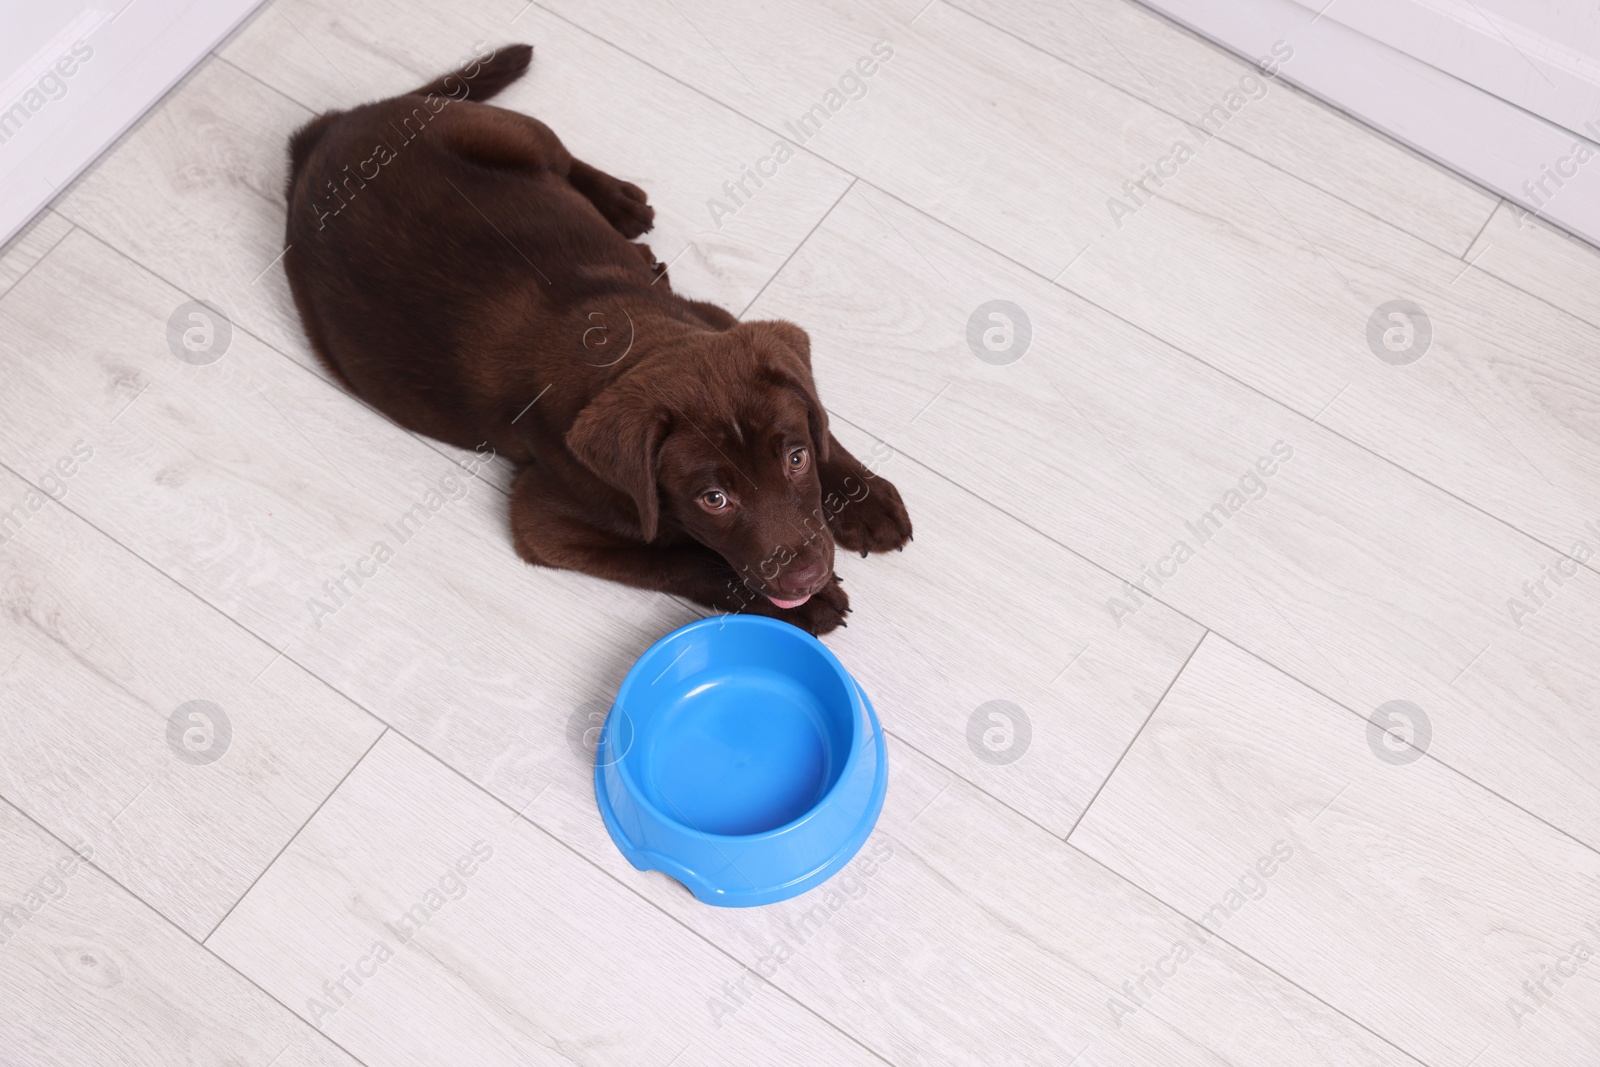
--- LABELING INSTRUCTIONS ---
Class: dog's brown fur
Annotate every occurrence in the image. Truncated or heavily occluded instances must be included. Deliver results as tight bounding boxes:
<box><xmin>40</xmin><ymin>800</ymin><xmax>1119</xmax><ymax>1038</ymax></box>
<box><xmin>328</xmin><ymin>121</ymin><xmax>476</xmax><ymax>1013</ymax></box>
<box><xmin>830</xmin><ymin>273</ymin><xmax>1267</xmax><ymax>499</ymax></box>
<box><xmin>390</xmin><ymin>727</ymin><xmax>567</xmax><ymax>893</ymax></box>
<box><xmin>282</xmin><ymin>43</ymin><xmax>910</xmax><ymax>633</ymax></box>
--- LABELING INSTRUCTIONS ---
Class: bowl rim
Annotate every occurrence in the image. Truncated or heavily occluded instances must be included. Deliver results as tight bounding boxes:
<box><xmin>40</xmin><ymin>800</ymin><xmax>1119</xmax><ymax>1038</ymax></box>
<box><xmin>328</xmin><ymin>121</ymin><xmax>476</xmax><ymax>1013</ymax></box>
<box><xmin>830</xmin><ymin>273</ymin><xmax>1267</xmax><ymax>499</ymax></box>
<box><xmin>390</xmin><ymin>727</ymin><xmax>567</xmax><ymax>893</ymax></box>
<box><xmin>603</xmin><ymin>614</ymin><xmax>867</xmax><ymax>843</ymax></box>
<box><xmin>595</xmin><ymin>676</ymin><xmax>888</xmax><ymax>907</ymax></box>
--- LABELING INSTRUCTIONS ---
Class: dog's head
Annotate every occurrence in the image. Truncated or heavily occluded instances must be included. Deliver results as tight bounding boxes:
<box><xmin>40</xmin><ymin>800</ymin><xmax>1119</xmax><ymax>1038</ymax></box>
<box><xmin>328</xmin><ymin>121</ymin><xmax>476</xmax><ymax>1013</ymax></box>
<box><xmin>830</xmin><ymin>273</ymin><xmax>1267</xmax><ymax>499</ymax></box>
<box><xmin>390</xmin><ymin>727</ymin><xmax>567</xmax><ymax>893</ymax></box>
<box><xmin>566</xmin><ymin>319</ymin><xmax>834</xmax><ymax>607</ymax></box>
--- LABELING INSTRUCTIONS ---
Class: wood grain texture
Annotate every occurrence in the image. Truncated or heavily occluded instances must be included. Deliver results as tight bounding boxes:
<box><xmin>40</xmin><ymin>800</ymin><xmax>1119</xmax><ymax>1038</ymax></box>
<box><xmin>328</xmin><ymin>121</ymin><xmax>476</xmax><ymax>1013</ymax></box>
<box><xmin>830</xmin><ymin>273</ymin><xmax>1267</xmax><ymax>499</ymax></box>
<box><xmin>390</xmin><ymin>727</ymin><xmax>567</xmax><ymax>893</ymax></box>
<box><xmin>0</xmin><ymin>456</ymin><xmax>382</xmax><ymax>938</ymax></box>
<box><xmin>952</xmin><ymin>0</ymin><xmax>1497</xmax><ymax>254</ymax></box>
<box><xmin>1467</xmin><ymin>200</ymin><xmax>1600</xmax><ymax>331</ymax></box>
<box><xmin>823</xmin><ymin>419</ymin><xmax>1204</xmax><ymax>834</ymax></box>
<box><xmin>0</xmin><ymin>214</ymin><xmax>1198</xmax><ymax>856</ymax></box>
<box><xmin>1056</xmin><ymin>108</ymin><xmax>1600</xmax><ymax>571</ymax></box>
<box><xmin>531</xmin><ymin>0</ymin><xmax>1116</xmax><ymax>272</ymax></box>
<box><xmin>0</xmin><ymin>799</ymin><xmax>361</xmax><ymax>1067</ymax></box>
<box><xmin>4</xmin><ymin>0</ymin><xmax>1599</xmax><ymax>1060</ymax></box>
<box><xmin>532</xmin><ymin>0</ymin><xmax>1600</xmax><ymax>562</ymax></box>
<box><xmin>1073</xmin><ymin>634</ymin><xmax>1600</xmax><ymax>1065</ymax></box>
<box><xmin>208</xmin><ymin>731</ymin><xmax>884</xmax><ymax>1066</ymax></box>
<box><xmin>215</xmin><ymin>0</ymin><xmax>855</xmax><ymax>317</ymax></box>
<box><xmin>57</xmin><ymin>33</ymin><xmax>851</xmax><ymax>491</ymax></box>
<box><xmin>0</xmin><ymin>210</ymin><xmax>74</xmax><ymax>302</ymax></box>
<box><xmin>751</xmin><ymin>183</ymin><xmax>1600</xmax><ymax>852</ymax></box>
<box><xmin>520</xmin><ymin>706</ymin><xmax>1420</xmax><ymax>1065</ymax></box>
<box><xmin>0</xmin><ymin>229</ymin><xmax>699</xmax><ymax>810</ymax></box>
<box><xmin>54</xmin><ymin>59</ymin><xmax>314</xmax><ymax>376</ymax></box>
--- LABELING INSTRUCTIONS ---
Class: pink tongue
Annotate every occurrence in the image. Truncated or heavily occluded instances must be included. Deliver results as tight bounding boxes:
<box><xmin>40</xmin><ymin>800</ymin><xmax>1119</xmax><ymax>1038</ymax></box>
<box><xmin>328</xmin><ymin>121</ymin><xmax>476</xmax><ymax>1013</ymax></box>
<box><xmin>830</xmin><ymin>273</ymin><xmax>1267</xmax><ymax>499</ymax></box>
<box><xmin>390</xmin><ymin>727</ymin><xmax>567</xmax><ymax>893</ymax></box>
<box><xmin>767</xmin><ymin>593</ymin><xmax>811</xmax><ymax>609</ymax></box>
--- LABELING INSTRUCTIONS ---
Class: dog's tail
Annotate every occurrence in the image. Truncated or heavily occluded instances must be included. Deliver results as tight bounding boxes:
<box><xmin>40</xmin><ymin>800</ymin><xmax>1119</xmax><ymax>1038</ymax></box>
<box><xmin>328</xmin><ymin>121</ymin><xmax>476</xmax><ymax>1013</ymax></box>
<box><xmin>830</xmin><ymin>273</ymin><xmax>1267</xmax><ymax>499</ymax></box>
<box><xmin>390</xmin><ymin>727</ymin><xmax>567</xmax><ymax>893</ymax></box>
<box><xmin>410</xmin><ymin>43</ymin><xmax>534</xmax><ymax>102</ymax></box>
<box><xmin>286</xmin><ymin>43</ymin><xmax>533</xmax><ymax>193</ymax></box>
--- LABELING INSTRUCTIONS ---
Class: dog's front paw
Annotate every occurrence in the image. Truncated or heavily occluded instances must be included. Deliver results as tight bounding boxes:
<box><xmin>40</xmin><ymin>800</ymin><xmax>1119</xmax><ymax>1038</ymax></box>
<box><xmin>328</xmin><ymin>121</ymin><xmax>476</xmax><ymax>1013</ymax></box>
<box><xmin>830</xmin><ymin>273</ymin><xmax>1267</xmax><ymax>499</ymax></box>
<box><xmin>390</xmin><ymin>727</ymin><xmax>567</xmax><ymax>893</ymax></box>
<box><xmin>777</xmin><ymin>576</ymin><xmax>851</xmax><ymax>635</ymax></box>
<box><xmin>830</xmin><ymin>475</ymin><xmax>913</xmax><ymax>558</ymax></box>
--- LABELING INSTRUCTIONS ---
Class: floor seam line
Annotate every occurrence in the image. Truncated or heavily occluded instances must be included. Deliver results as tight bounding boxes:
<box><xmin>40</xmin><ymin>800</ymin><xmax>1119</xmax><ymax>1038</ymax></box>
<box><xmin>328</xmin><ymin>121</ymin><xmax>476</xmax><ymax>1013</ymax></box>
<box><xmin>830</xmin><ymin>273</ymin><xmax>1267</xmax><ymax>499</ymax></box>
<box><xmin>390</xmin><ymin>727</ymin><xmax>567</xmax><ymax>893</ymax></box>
<box><xmin>938</xmin><ymin>0</ymin><xmax>1490</xmax><ymax>259</ymax></box>
<box><xmin>1062</xmin><ymin>628</ymin><xmax>1208</xmax><ymax>842</ymax></box>
<box><xmin>0</xmin><ymin>796</ymin><xmax>382</xmax><ymax>1067</ymax></box>
<box><xmin>1461</xmin><ymin>197</ymin><xmax>1500</xmax><ymax>254</ymax></box>
<box><xmin>1065</xmin><ymin>841</ymin><xmax>1434</xmax><ymax>1067</ymax></box>
<box><xmin>202</xmin><ymin>725</ymin><xmax>391</xmax><ymax>943</ymax></box>
<box><xmin>824</xmin><ymin>417</ymin><xmax>1600</xmax><ymax>859</ymax></box>
<box><xmin>834</xmin><ymin>177</ymin><xmax>1600</xmax><ymax>588</ymax></box>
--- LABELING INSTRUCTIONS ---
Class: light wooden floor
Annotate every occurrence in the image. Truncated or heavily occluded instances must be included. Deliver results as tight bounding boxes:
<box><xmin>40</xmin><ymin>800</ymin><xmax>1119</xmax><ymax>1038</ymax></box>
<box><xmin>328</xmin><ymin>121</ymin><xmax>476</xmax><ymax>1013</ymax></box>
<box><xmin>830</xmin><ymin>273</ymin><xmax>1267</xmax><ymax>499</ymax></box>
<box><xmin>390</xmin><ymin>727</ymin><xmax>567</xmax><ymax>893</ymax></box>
<box><xmin>3</xmin><ymin>0</ymin><xmax>1599</xmax><ymax>1063</ymax></box>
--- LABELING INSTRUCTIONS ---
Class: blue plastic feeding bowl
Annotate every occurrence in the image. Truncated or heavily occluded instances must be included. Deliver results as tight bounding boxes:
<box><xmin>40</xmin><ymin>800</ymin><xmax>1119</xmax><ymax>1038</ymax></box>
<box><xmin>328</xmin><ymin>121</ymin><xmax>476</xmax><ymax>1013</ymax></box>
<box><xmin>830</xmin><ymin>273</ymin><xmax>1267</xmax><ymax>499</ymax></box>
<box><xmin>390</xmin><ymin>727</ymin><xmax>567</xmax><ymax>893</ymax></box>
<box><xmin>594</xmin><ymin>615</ymin><xmax>887</xmax><ymax>907</ymax></box>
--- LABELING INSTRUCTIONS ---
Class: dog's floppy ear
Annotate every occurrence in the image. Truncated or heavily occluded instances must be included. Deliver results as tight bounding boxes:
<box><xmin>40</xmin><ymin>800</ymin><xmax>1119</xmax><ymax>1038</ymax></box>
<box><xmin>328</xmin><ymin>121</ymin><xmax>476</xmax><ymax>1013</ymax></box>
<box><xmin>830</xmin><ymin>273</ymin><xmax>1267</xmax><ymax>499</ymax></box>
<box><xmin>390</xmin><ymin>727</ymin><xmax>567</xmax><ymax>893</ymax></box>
<box><xmin>565</xmin><ymin>382</ymin><xmax>671</xmax><ymax>540</ymax></box>
<box><xmin>748</xmin><ymin>319</ymin><xmax>830</xmax><ymax>462</ymax></box>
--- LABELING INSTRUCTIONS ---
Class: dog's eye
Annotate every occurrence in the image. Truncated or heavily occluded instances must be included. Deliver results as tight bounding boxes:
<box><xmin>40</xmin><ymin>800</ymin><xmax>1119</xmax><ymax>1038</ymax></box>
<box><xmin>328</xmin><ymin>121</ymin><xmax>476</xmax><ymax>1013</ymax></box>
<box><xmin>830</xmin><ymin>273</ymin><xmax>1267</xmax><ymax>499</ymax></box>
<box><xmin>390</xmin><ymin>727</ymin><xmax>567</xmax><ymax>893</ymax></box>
<box><xmin>700</xmin><ymin>490</ymin><xmax>728</xmax><ymax>511</ymax></box>
<box><xmin>787</xmin><ymin>447</ymin><xmax>809</xmax><ymax>473</ymax></box>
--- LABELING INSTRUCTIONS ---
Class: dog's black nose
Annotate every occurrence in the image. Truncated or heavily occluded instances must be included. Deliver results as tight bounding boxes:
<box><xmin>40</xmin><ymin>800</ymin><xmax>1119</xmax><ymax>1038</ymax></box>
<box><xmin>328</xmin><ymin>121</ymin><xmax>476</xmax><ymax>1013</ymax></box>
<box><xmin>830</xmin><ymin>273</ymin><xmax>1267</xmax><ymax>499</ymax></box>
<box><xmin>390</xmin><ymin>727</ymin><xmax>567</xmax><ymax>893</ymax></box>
<box><xmin>775</xmin><ymin>556</ymin><xmax>828</xmax><ymax>597</ymax></box>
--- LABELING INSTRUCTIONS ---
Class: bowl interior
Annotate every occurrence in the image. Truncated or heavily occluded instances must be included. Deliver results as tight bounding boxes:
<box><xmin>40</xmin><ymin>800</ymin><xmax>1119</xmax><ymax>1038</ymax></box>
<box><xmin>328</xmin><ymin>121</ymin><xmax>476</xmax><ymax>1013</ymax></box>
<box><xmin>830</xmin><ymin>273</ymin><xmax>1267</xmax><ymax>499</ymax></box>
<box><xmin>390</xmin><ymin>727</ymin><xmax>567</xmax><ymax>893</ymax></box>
<box><xmin>619</xmin><ymin>621</ymin><xmax>857</xmax><ymax>837</ymax></box>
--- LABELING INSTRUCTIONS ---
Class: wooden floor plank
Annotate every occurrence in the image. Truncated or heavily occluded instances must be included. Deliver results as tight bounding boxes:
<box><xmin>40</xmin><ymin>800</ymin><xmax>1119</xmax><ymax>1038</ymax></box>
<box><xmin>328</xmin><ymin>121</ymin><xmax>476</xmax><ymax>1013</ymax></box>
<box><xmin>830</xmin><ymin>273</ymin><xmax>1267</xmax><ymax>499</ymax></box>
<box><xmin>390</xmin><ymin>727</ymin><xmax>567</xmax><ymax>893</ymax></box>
<box><xmin>750</xmin><ymin>182</ymin><xmax>1600</xmax><ymax>852</ymax></box>
<box><xmin>1073</xmin><ymin>634</ymin><xmax>1600</xmax><ymax>1065</ymax></box>
<box><xmin>53</xmin><ymin>59</ymin><xmax>315</xmax><ymax>375</ymax></box>
<box><xmin>0</xmin><ymin>454</ymin><xmax>382</xmax><ymax>938</ymax></box>
<box><xmin>208</xmin><ymin>731</ymin><xmax>885</xmax><ymax>1066</ymax></box>
<box><xmin>0</xmin><ymin>229</ymin><xmax>699</xmax><ymax>796</ymax></box>
<box><xmin>803</xmin><ymin>420</ymin><xmax>1205</xmax><ymax>834</ymax></box>
<box><xmin>951</xmin><ymin>0</ymin><xmax>1497</xmax><ymax>253</ymax></box>
<box><xmin>531</xmin><ymin>0</ymin><xmax>1600</xmax><ymax>570</ymax></box>
<box><xmin>0</xmin><ymin>210</ymin><xmax>74</xmax><ymax>302</ymax></box>
<box><xmin>214</xmin><ymin>730</ymin><xmax>1418</xmax><ymax>1066</ymax></box>
<box><xmin>1466</xmin><ymin>201</ymin><xmax>1600</xmax><ymax>332</ymax></box>
<box><xmin>53</xmin><ymin>12</ymin><xmax>851</xmax><ymax>384</ymax></box>
<box><xmin>0</xmin><ymin>220</ymin><xmax>1201</xmax><ymax>848</ymax></box>
<box><xmin>217</xmin><ymin>0</ymin><xmax>857</xmax><ymax>315</ymax></box>
<box><xmin>536</xmin><ymin>718</ymin><xmax>1422</xmax><ymax>1064</ymax></box>
<box><xmin>0</xmin><ymin>798</ymin><xmax>362</xmax><ymax>1067</ymax></box>
<box><xmin>4</xmin><ymin>0</ymin><xmax>1599</xmax><ymax>1058</ymax></box>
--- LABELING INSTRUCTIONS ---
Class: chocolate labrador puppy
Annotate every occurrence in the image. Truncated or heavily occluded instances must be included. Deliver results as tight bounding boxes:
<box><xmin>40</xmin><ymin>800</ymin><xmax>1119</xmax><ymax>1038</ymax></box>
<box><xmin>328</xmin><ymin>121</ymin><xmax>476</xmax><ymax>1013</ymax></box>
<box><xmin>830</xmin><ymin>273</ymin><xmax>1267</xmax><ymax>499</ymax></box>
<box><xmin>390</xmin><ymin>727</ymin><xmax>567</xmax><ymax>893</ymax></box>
<box><xmin>283</xmin><ymin>43</ymin><xmax>911</xmax><ymax>634</ymax></box>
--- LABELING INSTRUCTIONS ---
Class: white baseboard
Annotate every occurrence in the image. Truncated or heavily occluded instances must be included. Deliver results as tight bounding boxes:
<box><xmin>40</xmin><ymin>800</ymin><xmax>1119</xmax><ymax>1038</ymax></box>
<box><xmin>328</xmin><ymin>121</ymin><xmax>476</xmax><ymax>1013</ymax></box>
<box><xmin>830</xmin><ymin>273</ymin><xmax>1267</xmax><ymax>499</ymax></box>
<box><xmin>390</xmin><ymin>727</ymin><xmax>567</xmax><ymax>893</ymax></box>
<box><xmin>1133</xmin><ymin>0</ymin><xmax>1600</xmax><ymax>249</ymax></box>
<box><xmin>0</xmin><ymin>0</ymin><xmax>267</xmax><ymax>249</ymax></box>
